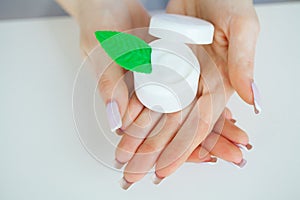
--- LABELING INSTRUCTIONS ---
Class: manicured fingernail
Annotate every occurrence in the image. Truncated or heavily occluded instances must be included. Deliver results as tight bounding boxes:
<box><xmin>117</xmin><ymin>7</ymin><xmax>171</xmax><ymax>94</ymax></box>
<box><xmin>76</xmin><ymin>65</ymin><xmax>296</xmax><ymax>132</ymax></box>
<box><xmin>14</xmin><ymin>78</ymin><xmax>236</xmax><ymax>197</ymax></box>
<box><xmin>251</xmin><ymin>82</ymin><xmax>262</xmax><ymax>114</ymax></box>
<box><xmin>246</xmin><ymin>143</ymin><xmax>253</xmax><ymax>150</ymax></box>
<box><xmin>230</xmin><ymin>119</ymin><xmax>237</xmax><ymax>123</ymax></box>
<box><xmin>119</xmin><ymin>177</ymin><xmax>132</xmax><ymax>190</ymax></box>
<box><xmin>209</xmin><ymin>157</ymin><xmax>218</xmax><ymax>163</ymax></box>
<box><xmin>204</xmin><ymin>157</ymin><xmax>218</xmax><ymax>165</ymax></box>
<box><xmin>152</xmin><ymin>173</ymin><xmax>164</xmax><ymax>185</ymax></box>
<box><xmin>106</xmin><ymin>101</ymin><xmax>122</xmax><ymax>132</ymax></box>
<box><xmin>114</xmin><ymin>159</ymin><xmax>125</xmax><ymax>169</ymax></box>
<box><xmin>234</xmin><ymin>159</ymin><xmax>247</xmax><ymax>168</ymax></box>
<box><xmin>115</xmin><ymin>129</ymin><xmax>124</xmax><ymax>136</ymax></box>
<box><xmin>236</xmin><ymin>143</ymin><xmax>253</xmax><ymax>151</ymax></box>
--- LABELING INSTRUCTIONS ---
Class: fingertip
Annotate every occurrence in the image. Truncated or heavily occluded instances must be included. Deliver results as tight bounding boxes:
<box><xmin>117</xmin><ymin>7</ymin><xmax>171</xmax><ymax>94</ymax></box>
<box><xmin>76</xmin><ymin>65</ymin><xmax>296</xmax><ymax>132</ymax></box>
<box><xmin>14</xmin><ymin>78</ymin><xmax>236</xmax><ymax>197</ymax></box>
<box><xmin>155</xmin><ymin>158</ymin><xmax>181</xmax><ymax>179</ymax></box>
<box><xmin>152</xmin><ymin>173</ymin><xmax>164</xmax><ymax>185</ymax></box>
<box><xmin>223</xmin><ymin>108</ymin><xmax>233</xmax><ymax>119</ymax></box>
<box><xmin>155</xmin><ymin>164</ymin><xmax>171</xmax><ymax>180</ymax></box>
<box><xmin>229</xmin><ymin>69</ymin><xmax>254</xmax><ymax>105</ymax></box>
<box><xmin>233</xmin><ymin>158</ymin><xmax>247</xmax><ymax>168</ymax></box>
<box><xmin>115</xmin><ymin>142</ymin><xmax>134</xmax><ymax>165</ymax></box>
<box><xmin>123</xmin><ymin>171</ymin><xmax>143</xmax><ymax>184</ymax></box>
<box><xmin>228</xmin><ymin>18</ymin><xmax>258</xmax><ymax>106</ymax></box>
<box><xmin>119</xmin><ymin>177</ymin><xmax>133</xmax><ymax>190</ymax></box>
<box><xmin>231</xmin><ymin>147</ymin><xmax>244</xmax><ymax>164</ymax></box>
<box><xmin>206</xmin><ymin>133</ymin><xmax>243</xmax><ymax>164</ymax></box>
<box><xmin>220</xmin><ymin>120</ymin><xmax>250</xmax><ymax>148</ymax></box>
<box><xmin>98</xmin><ymin>68</ymin><xmax>129</xmax><ymax>119</ymax></box>
<box><xmin>114</xmin><ymin>159</ymin><xmax>125</xmax><ymax>169</ymax></box>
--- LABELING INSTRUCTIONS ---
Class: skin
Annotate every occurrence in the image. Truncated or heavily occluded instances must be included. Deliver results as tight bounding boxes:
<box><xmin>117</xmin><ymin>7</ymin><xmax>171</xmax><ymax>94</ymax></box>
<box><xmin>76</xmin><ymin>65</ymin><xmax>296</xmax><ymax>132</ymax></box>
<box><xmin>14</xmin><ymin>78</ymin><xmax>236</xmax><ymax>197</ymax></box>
<box><xmin>118</xmin><ymin>0</ymin><xmax>259</xmax><ymax>183</ymax></box>
<box><xmin>56</xmin><ymin>0</ymin><xmax>259</xmax><ymax>186</ymax></box>
<box><xmin>166</xmin><ymin>0</ymin><xmax>260</xmax><ymax>104</ymax></box>
<box><xmin>121</xmin><ymin>106</ymin><xmax>249</xmax><ymax>183</ymax></box>
<box><xmin>120</xmin><ymin>46</ymin><xmax>246</xmax><ymax>183</ymax></box>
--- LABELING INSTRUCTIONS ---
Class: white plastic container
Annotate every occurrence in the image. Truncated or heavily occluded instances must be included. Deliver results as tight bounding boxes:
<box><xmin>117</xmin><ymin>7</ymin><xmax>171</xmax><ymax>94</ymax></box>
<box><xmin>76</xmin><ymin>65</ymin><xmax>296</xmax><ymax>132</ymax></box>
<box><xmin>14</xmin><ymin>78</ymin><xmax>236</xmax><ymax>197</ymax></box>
<box><xmin>134</xmin><ymin>14</ymin><xmax>214</xmax><ymax>113</ymax></box>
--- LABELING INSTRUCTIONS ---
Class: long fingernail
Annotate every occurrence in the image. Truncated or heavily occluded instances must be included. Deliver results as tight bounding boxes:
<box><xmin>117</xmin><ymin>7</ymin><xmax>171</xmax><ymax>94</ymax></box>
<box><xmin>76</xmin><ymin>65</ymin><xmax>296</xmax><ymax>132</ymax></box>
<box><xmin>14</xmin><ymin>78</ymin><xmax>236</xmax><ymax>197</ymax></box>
<box><xmin>114</xmin><ymin>159</ymin><xmax>125</xmax><ymax>169</ymax></box>
<box><xmin>234</xmin><ymin>159</ymin><xmax>247</xmax><ymax>168</ymax></box>
<box><xmin>115</xmin><ymin>129</ymin><xmax>124</xmax><ymax>136</ymax></box>
<box><xmin>230</xmin><ymin>119</ymin><xmax>237</xmax><ymax>123</ymax></box>
<box><xmin>251</xmin><ymin>82</ymin><xmax>262</xmax><ymax>114</ymax></box>
<box><xmin>209</xmin><ymin>157</ymin><xmax>218</xmax><ymax>163</ymax></box>
<box><xmin>246</xmin><ymin>143</ymin><xmax>253</xmax><ymax>150</ymax></box>
<box><xmin>119</xmin><ymin>177</ymin><xmax>133</xmax><ymax>190</ymax></box>
<box><xmin>236</xmin><ymin>143</ymin><xmax>253</xmax><ymax>151</ymax></box>
<box><xmin>152</xmin><ymin>173</ymin><xmax>164</xmax><ymax>185</ymax></box>
<box><xmin>204</xmin><ymin>157</ymin><xmax>218</xmax><ymax>165</ymax></box>
<box><xmin>106</xmin><ymin>101</ymin><xmax>122</xmax><ymax>132</ymax></box>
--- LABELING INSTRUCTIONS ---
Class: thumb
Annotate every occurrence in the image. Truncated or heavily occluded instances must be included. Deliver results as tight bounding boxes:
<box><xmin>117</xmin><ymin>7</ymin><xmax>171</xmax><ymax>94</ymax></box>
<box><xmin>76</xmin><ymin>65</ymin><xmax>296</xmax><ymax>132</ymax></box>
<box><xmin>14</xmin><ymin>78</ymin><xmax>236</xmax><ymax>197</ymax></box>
<box><xmin>228</xmin><ymin>16</ymin><xmax>261</xmax><ymax>114</ymax></box>
<box><xmin>98</xmin><ymin>64</ymin><xmax>129</xmax><ymax>131</ymax></box>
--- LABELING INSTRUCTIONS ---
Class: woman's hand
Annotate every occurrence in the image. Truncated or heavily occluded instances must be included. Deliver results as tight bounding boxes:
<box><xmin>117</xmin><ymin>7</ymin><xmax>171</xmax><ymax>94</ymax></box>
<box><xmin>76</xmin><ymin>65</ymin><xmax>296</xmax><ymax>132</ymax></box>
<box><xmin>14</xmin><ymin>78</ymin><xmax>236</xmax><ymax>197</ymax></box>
<box><xmin>117</xmin><ymin>45</ymin><xmax>252</xmax><ymax>189</ymax></box>
<box><xmin>118</xmin><ymin>105</ymin><xmax>251</xmax><ymax>190</ymax></box>
<box><xmin>166</xmin><ymin>0</ymin><xmax>261</xmax><ymax>113</ymax></box>
<box><xmin>56</xmin><ymin>0</ymin><xmax>151</xmax><ymax>131</ymax></box>
<box><xmin>153</xmin><ymin>0</ymin><xmax>260</xmax><ymax>183</ymax></box>
<box><xmin>57</xmin><ymin>0</ymin><xmax>259</xmax><ymax>189</ymax></box>
<box><xmin>117</xmin><ymin>0</ymin><xmax>260</xmax><ymax>188</ymax></box>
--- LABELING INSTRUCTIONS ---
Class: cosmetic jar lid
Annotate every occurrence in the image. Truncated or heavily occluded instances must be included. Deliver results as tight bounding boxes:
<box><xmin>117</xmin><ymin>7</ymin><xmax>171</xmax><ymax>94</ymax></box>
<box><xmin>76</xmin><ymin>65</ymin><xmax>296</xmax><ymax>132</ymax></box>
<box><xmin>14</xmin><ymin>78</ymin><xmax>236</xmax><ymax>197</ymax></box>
<box><xmin>149</xmin><ymin>14</ymin><xmax>214</xmax><ymax>44</ymax></box>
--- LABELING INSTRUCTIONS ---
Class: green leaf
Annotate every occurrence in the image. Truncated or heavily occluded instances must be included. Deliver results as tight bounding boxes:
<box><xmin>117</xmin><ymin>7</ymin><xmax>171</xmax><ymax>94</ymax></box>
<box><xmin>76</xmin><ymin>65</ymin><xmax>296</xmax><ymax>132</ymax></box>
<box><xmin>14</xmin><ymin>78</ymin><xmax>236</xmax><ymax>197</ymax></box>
<box><xmin>95</xmin><ymin>31</ymin><xmax>152</xmax><ymax>74</ymax></box>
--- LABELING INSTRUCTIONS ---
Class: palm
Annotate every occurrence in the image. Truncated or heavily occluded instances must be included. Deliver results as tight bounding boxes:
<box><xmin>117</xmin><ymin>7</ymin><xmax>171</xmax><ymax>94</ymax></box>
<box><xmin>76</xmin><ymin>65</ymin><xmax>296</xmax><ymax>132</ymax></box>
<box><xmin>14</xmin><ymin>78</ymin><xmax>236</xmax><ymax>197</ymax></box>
<box><xmin>167</xmin><ymin>0</ymin><xmax>260</xmax><ymax>104</ymax></box>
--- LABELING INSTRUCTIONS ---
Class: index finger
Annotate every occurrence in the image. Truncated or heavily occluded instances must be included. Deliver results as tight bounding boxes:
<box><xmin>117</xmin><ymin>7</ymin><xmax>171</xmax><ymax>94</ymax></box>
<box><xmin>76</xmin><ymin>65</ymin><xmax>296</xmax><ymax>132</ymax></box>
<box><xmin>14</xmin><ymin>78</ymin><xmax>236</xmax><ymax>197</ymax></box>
<box><xmin>155</xmin><ymin>95</ymin><xmax>212</xmax><ymax>178</ymax></box>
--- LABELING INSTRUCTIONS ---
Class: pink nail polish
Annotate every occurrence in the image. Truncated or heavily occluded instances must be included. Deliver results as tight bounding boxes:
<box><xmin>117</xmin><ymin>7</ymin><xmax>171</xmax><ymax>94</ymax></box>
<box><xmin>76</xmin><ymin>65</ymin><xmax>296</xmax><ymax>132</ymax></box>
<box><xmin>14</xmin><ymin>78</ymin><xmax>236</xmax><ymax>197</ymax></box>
<box><xmin>234</xmin><ymin>159</ymin><xmax>247</xmax><ymax>168</ymax></box>
<box><xmin>106</xmin><ymin>101</ymin><xmax>122</xmax><ymax>132</ymax></box>
<box><xmin>119</xmin><ymin>177</ymin><xmax>132</xmax><ymax>190</ymax></box>
<box><xmin>251</xmin><ymin>82</ymin><xmax>262</xmax><ymax>114</ymax></box>
<box><xmin>152</xmin><ymin>173</ymin><xmax>164</xmax><ymax>185</ymax></box>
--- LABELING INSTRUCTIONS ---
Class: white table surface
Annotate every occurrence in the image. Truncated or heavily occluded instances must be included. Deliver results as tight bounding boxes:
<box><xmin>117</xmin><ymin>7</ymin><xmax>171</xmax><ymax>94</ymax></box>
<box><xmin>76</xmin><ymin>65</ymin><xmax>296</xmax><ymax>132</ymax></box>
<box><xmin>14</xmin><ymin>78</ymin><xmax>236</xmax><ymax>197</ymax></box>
<box><xmin>1</xmin><ymin>2</ymin><xmax>300</xmax><ymax>200</ymax></box>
